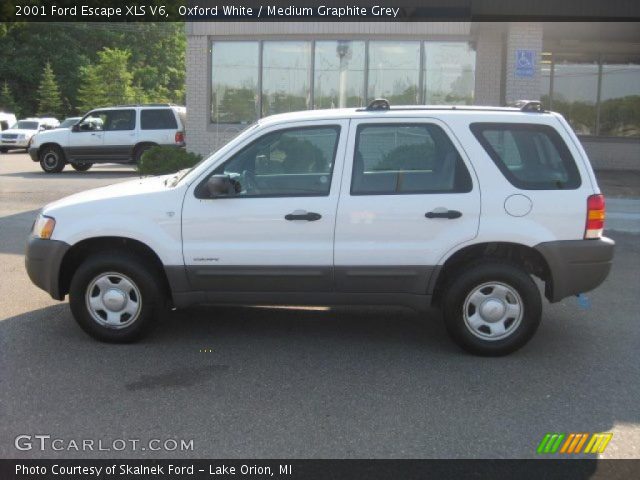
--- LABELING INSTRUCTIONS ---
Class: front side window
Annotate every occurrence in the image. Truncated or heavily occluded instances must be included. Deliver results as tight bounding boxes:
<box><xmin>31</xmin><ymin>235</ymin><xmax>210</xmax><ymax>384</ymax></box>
<box><xmin>211</xmin><ymin>126</ymin><xmax>340</xmax><ymax>197</ymax></box>
<box><xmin>351</xmin><ymin>124</ymin><xmax>472</xmax><ymax>195</ymax></box>
<box><xmin>471</xmin><ymin>123</ymin><xmax>581</xmax><ymax>190</ymax></box>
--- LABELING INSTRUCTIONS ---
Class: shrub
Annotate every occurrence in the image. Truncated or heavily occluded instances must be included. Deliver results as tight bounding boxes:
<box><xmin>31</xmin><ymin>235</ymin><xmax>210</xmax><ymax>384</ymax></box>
<box><xmin>136</xmin><ymin>146</ymin><xmax>202</xmax><ymax>176</ymax></box>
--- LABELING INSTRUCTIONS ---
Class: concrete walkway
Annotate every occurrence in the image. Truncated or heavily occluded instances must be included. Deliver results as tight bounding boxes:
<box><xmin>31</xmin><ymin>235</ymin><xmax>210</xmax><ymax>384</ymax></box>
<box><xmin>606</xmin><ymin>198</ymin><xmax>640</xmax><ymax>234</ymax></box>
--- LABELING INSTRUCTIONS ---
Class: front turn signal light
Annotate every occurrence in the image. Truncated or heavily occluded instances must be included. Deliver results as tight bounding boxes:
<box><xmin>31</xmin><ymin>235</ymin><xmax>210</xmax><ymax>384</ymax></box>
<box><xmin>33</xmin><ymin>214</ymin><xmax>56</xmax><ymax>239</ymax></box>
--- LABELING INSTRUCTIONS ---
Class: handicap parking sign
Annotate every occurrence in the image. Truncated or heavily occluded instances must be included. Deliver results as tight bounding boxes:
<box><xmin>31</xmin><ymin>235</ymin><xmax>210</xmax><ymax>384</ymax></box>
<box><xmin>515</xmin><ymin>50</ymin><xmax>535</xmax><ymax>77</ymax></box>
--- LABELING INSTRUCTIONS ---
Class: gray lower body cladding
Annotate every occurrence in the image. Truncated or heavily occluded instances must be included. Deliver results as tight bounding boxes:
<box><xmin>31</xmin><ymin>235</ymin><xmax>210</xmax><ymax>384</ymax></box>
<box><xmin>25</xmin><ymin>237</ymin><xmax>70</xmax><ymax>300</ymax></box>
<box><xmin>534</xmin><ymin>237</ymin><xmax>615</xmax><ymax>302</ymax></box>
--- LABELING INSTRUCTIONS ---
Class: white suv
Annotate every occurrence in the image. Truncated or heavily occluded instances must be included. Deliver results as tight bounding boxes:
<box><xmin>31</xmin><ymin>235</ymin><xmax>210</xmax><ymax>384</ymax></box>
<box><xmin>1</xmin><ymin>117</ymin><xmax>58</xmax><ymax>152</ymax></box>
<box><xmin>25</xmin><ymin>100</ymin><xmax>614</xmax><ymax>355</ymax></box>
<box><xmin>28</xmin><ymin>104</ymin><xmax>186</xmax><ymax>173</ymax></box>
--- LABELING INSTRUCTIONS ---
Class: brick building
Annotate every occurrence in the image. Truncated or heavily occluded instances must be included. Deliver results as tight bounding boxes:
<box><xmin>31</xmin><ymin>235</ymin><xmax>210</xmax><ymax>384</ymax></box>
<box><xmin>185</xmin><ymin>21</ymin><xmax>640</xmax><ymax>170</ymax></box>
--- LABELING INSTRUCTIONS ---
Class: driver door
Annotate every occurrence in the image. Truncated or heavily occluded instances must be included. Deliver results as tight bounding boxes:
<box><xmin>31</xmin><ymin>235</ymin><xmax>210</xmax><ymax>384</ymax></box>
<box><xmin>68</xmin><ymin>111</ymin><xmax>106</xmax><ymax>161</ymax></box>
<box><xmin>181</xmin><ymin>120</ymin><xmax>349</xmax><ymax>293</ymax></box>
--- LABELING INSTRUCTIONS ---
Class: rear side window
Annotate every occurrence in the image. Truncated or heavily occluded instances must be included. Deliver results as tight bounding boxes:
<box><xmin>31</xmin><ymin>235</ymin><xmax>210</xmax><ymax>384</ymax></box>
<box><xmin>140</xmin><ymin>109</ymin><xmax>178</xmax><ymax>130</ymax></box>
<box><xmin>470</xmin><ymin>123</ymin><xmax>581</xmax><ymax>190</ymax></box>
<box><xmin>351</xmin><ymin>123</ymin><xmax>473</xmax><ymax>195</ymax></box>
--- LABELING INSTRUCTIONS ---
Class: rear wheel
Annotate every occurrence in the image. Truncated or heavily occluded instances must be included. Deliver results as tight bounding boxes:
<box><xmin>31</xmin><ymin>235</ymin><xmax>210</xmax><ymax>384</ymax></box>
<box><xmin>71</xmin><ymin>162</ymin><xmax>92</xmax><ymax>172</ymax></box>
<box><xmin>69</xmin><ymin>253</ymin><xmax>163</xmax><ymax>342</ymax></box>
<box><xmin>39</xmin><ymin>145</ymin><xmax>66</xmax><ymax>173</ymax></box>
<box><xmin>133</xmin><ymin>144</ymin><xmax>154</xmax><ymax>164</ymax></box>
<box><xmin>442</xmin><ymin>261</ymin><xmax>542</xmax><ymax>356</ymax></box>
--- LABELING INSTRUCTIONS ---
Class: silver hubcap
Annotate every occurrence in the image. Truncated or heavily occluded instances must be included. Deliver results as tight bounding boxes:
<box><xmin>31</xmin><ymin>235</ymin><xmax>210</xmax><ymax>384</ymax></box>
<box><xmin>463</xmin><ymin>282</ymin><xmax>523</xmax><ymax>341</ymax></box>
<box><xmin>85</xmin><ymin>272</ymin><xmax>142</xmax><ymax>329</ymax></box>
<box><xmin>43</xmin><ymin>152</ymin><xmax>58</xmax><ymax>168</ymax></box>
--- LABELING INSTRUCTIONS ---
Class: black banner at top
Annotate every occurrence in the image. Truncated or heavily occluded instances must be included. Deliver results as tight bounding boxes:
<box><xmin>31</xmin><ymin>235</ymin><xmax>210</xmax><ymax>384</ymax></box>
<box><xmin>3</xmin><ymin>0</ymin><xmax>640</xmax><ymax>22</ymax></box>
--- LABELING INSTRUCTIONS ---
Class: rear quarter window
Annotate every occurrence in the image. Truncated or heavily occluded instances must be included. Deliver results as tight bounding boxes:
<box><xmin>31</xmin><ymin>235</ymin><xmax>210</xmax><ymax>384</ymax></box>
<box><xmin>140</xmin><ymin>109</ymin><xmax>178</xmax><ymax>130</ymax></box>
<box><xmin>470</xmin><ymin>123</ymin><xmax>581</xmax><ymax>190</ymax></box>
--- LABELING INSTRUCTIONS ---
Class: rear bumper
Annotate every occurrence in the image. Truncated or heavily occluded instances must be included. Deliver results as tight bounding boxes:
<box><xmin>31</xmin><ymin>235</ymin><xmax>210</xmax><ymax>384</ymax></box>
<box><xmin>535</xmin><ymin>237</ymin><xmax>615</xmax><ymax>302</ymax></box>
<box><xmin>25</xmin><ymin>237</ymin><xmax>70</xmax><ymax>300</ymax></box>
<box><xmin>28</xmin><ymin>147</ymin><xmax>39</xmax><ymax>161</ymax></box>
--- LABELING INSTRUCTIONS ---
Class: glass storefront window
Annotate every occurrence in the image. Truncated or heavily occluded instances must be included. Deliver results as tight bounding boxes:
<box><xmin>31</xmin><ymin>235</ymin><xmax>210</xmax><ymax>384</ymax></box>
<box><xmin>552</xmin><ymin>60</ymin><xmax>599</xmax><ymax>136</ymax></box>
<box><xmin>210</xmin><ymin>40</ymin><xmax>477</xmax><ymax>124</ymax></box>
<box><xmin>314</xmin><ymin>41</ymin><xmax>366</xmax><ymax>109</ymax></box>
<box><xmin>368</xmin><ymin>42</ymin><xmax>421</xmax><ymax>104</ymax></box>
<box><xmin>599</xmin><ymin>63</ymin><xmax>640</xmax><ymax>137</ymax></box>
<box><xmin>424</xmin><ymin>42</ymin><xmax>475</xmax><ymax>105</ymax></box>
<box><xmin>261</xmin><ymin>42</ymin><xmax>311</xmax><ymax>116</ymax></box>
<box><xmin>211</xmin><ymin>42</ymin><xmax>259</xmax><ymax>124</ymax></box>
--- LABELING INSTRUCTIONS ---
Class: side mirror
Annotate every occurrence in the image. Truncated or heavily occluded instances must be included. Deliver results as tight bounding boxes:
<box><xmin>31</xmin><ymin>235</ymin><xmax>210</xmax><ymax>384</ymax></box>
<box><xmin>206</xmin><ymin>175</ymin><xmax>237</xmax><ymax>197</ymax></box>
<box><xmin>71</xmin><ymin>124</ymin><xmax>79</xmax><ymax>132</ymax></box>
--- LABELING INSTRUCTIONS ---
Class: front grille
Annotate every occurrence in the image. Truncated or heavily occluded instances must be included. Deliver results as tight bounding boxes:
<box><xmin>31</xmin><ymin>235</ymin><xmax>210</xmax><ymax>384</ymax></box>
<box><xmin>2</xmin><ymin>134</ymin><xmax>18</xmax><ymax>140</ymax></box>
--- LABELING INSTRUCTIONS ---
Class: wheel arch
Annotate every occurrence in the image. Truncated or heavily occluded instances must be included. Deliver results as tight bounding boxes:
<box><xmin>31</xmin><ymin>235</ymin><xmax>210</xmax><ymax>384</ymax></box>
<box><xmin>58</xmin><ymin>236</ymin><xmax>173</xmax><ymax>304</ymax></box>
<box><xmin>430</xmin><ymin>241</ymin><xmax>553</xmax><ymax>306</ymax></box>
<box><xmin>38</xmin><ymin>142</ymin><xmax>66</xmax><ymax>159</ymax></box>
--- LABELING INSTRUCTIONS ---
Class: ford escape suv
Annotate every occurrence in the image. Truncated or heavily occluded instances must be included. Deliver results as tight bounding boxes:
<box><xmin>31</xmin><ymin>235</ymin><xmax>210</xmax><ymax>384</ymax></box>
<box><xmin>25</xmin><ymin>100</ymin><xmax>614</xmax><ymax>355</ymax></box>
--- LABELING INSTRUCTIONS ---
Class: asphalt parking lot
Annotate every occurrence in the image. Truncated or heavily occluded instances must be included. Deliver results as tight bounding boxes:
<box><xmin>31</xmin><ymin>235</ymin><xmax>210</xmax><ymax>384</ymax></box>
<box><xmin>1</xmin><ymin>151</ymin><xmax>639</xmax><ymax>459</ymax></box>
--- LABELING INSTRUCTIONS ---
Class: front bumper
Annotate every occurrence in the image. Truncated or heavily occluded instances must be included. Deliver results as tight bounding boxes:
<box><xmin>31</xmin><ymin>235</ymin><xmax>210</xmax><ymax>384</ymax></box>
<box><xmin>1</xmin><ymin>139</ymin><xmax>29</xmax><ymax>149</ymax></box>
<box><xmin>28</xmin><ymin>147</ymin><xmax>39</xmax><ymax>161</ymax></box>
<box><xmin>535</xmin><ymin>237</ymin><xmax>615</xmax><ymax>302</ymax></box>
<box><xmin>25</xmin><ymin>237</ymin><xmax>70</xmax><ymax>300</ymax></box>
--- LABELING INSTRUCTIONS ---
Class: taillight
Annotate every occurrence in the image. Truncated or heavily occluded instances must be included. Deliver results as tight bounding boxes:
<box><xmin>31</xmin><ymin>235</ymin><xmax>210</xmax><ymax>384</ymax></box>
<box><xmin>175</xmin><ymin>131</ymin><xmax>185</xmax><ymax>145</ymax></box>
<box><xmin>585</xmin><ymin>194</ymin><xmax>605</xmax><ymax>239</ymax></box>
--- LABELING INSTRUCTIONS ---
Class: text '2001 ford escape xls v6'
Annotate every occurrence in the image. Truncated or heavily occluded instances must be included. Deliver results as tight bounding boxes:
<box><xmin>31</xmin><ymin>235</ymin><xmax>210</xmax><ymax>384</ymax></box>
<box><xmin>25</xmin><ymin>100</ymin><xmax>614</xmax><ymax>355</ymax></box>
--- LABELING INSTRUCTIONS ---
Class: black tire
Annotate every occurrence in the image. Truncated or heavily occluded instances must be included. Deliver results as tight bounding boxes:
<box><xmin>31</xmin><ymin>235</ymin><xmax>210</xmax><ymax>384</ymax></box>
<box><xmin>39</xmin><ymin>145</ymin><xmax>66</xmax><ymax>173</ymax></box>
<box><xmin>442</xmin><ymin>261</ymin><xmax>542</xmax><ymax>356</ymax></box>
<box><xmin>0</xmin><ymin>148</ymin><xmax>8</xmax><ymax>153</ymax></box>
<box><xmin>69</xmin><ymin>252</ymin><xmax>164</xmax><ymax>343</ymax></box>
<box><xmin>71</xmin><ymin>162</ymin><xmax>92</xmax><ymax>172</ymax></box>
<box><xmin>133</xmin><ymin>144</ymin><xmax>154</xmax><ymax>164</ymax></box>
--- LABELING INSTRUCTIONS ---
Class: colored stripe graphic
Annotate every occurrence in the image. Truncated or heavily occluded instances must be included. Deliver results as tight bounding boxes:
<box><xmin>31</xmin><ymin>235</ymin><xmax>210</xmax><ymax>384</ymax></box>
<box><xmin>538</xmin><ymin>432</ymin><xmax>613</xmax><ymax>454</ymax></box>
<box><xmin>537</xmin><ymin>433</ymin><xmax>565</xmax><ymax>454</ymax></box>
<box><xmin>584</xmin><ymin>433</ymin><xmax>613</xmax><ymax>454</ymax></box>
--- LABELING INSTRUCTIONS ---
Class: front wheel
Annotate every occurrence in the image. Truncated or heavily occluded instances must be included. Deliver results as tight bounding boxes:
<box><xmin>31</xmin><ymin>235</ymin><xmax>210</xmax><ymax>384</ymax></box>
<box><xmin>39</xmin><ymin>145</ymin><xmax>66</xmax><ymax>173</ymax></box>
<box><xmin>71</xmin><ymin>162</ymin><xmax>92</xmax><ymax>172</ymax></box>
<box><xmin>442</xmin><ymin>261</ymin><xmax>542</xmax><ymax>356</ymax></box>
<box><xmin>69</xmin><ymin>253</ymin><xmax>164</xmax><ymax>342</ymax></box>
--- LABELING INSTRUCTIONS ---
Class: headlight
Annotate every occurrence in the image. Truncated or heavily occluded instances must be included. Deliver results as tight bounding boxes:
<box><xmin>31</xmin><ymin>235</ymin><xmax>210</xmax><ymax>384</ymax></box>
<box><xmin>32</xmin><ymin>214</ymin><xmax>56</xmax><ymax>239</ymax></box>
<box><xmin>18</xmin><ymin>134</ymin><xmax>26</xmax><ymax>140</ymax></box>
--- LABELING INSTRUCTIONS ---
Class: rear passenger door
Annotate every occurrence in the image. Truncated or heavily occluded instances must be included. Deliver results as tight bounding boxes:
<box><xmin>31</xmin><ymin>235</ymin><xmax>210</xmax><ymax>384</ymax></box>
<box><xmin>101</xmin><ymin>109</ymin><xmax>137</xmax><ymax>161</ymax></box>
<box><xmin>334</xmin><ymin>118</ymin><xmax>480</xmax><ymax>294</ymax></box>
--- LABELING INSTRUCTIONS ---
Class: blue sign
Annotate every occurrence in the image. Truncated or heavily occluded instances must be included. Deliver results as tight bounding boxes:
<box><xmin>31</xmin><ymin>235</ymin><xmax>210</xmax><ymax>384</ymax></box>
<box><xmin>515</xmin><ymin>50</ymin><xmax>536</xmax><ymax>78</ymax></box>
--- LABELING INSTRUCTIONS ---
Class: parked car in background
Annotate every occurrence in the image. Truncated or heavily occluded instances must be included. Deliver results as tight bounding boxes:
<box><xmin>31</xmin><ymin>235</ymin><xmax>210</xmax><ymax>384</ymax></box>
<box><xmin>1</xmin><ymin>117</ymin><xmax>58</xmax><ymax>153</ymax></box>
<box><xmin>29</xmin><ymin>104</ymin><xmax>186</xmax><ymax>172</ymax></box>
<box><xmin>58</xmin><ymin>117</ymin><xmax>82</xmax><ymax>129</ymax></box>
<box><xmin>24</xmin><ymin>99</ymin><xmax>614</xmax><ymax>355</ymax></box>
<box><xmin>0</xmin><ymin>112</ymin><xmax>18</xmax><ymax>133</ymax></box>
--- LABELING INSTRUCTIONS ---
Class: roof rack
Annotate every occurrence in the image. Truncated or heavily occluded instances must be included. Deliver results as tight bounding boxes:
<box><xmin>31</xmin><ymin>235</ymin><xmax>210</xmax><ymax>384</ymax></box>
<box><xmin>111</xmin><ymin>103</ymin><xmax>178</xmax><ymax>108</ymax></box>
<box><xmin>509</xmin><ymin>100</ymin><xmax>544</xmax><ymax>112</ymax></box>
<box><xmin>356</xmin><ymin>99</ymin><xmax>547</xmax><ymax>113</ymax></box>
<box><xmin>365</xmin><ymin>98</ymin><xmax>390</xmax><ymax>111</ymax></box>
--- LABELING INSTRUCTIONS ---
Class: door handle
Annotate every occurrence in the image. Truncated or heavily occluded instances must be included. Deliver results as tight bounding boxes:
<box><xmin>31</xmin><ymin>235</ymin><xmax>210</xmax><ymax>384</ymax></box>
<box><xmin>285</xmin><ymin>211</ymin><xmax>322</xmax><ymax>221</ymax></box>
<box><xmin>425</xmin><ymin>209</ymin><xmax>462</xmax><ymax>219</ymax></box>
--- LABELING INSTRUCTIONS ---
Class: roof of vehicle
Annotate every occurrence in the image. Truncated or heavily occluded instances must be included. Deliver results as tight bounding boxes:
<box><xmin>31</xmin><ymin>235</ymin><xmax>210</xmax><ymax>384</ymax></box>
<box><xmin>93</xmin><ymin>104</ymin><xmax>186</xmax><ymax>110</ymax></box>
<box><xmin>258</xmin><ymin>104</ymin><xmax>556</xmax><ymax>128</ymax></box>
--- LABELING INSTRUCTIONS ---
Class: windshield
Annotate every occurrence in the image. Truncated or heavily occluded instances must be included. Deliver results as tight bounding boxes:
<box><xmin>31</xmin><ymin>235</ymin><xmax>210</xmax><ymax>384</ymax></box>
<box><xmin>12</xmin><ymin>121</ymin><xmax>39</xmax><ymax>130</ymax></box>
<box><xmin>59</xmin><ymin>118</ymin><xmax>80</xmax><ymax>128</ymax></box>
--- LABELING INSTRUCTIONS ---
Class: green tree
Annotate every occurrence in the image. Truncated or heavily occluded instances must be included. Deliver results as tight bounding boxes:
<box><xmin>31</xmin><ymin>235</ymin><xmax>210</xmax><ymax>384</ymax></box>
<box><xmin>76</xmin><ymin>64</ymin><xmax>107</xmax><ymax>112</ymax></box>
<box><xmin>37</xmin><ymin>62</ymin><xmax>63</xmax><ymax>117</ymax></box>
<box><xmin>95</xmin><ymin>48</ymin><xmax>137</xmax><ymax>105</ymax></box>
<box><xmin>0</xmin><ymin>81</ymin><xmax>19</xmax><ymax>116</ymax></box>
